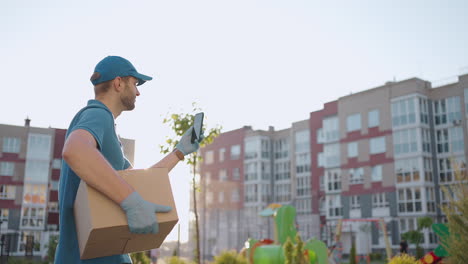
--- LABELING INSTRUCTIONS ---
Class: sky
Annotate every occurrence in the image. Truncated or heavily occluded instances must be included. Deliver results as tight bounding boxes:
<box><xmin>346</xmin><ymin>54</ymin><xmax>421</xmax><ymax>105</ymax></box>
<box><xmin>1</xmin><ymin>0</ymin><xmax>468</xmax><ymax>243</ymax></box>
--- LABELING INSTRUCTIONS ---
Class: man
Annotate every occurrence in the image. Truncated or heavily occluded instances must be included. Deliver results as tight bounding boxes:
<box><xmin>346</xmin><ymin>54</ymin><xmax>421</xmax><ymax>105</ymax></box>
<box><xmin>54</xmin><ymin>56</ymin><xmax>201</xmax><ymax>263</ymax></box>
<box><xmin>400</xmin><ymin>238</ymin><xmax>408</xmax><ymax>254</ymax></box>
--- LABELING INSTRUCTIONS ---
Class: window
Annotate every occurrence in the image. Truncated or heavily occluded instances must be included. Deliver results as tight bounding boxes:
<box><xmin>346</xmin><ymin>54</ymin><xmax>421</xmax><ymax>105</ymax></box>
<box><xmin>419</xmin><ymin>98</ymin><xmax>429</xmax><ymax>124</ymax></box>
<box><xmin>219</xmin><ymin>169</ymin><xmax>227</xmax><ymax>181</ymax></box>
<box><xmin>230</xmin><ymin>145</ymin><xmax>241</xmax><ymax>160</ymax></box>
<box><xmin>421</xmin><ymin>129</ymin><xmax>431</xmax><ymax>153</ymax></box>
<box><xmin>323</xmin><ymin>116</ymin><xmax>339</xmax><ymax>142</ymax></box>
<box><xmin>424</xmin><ymin>158</ymin><xmax>433</xmax><ymax>182</ymax></box>
<box><xmin>319</xmin><ymin>175</ymin><xmax>325</xmax><ymax>191</ymax></box>
<box><xmin>245</xmin><ymin>139</ymin><xmax>259</xmax><ymax>160</ymax></box>
<box><xmin>317</xmin><ymin>152</ymin><xmax>324</xmax><ymax>167</ymax></box>
<box><xmin>231</xmin><ymin>190</ymin><xmax>239</xmax><ymax>202</ymax></box>
<box><xmin>438</xmin><ymin>156</ymin><xmax>466</xmax><ymax>184</ymax></box>
<box><xmin>370</xmin><ymin>137</ymin><xmax>386</xmax><ymax>154</ymax></box>
<box><xmin>261</xmin><ymin>139</ymin><xmax>270</xmax><ymax>158</ymax></box>
<box><xmin>232</xmin><ymin>168</ymin><xmax>240</xmax><ymax>180</ymax></box>
<box><xmin>2</xmin><ymin>137</ymin><xmax>21</xmax><ymax>153</ymax></box>
<box><xmin>426</xmin><ymin>187</ymin><xmax>436</xmax><ymax>213</ymax></box>
<box><xmin>347</xmin><ymin>142</ymin><xmax>358</xmax><ymax>158</ymax></box>
<box><xmin>324</xmin><ymin>143</ymin><xmax>340</xmax><ymax>168</ymax></box>
<box><xmin>349</xmin><ymin>168</ymin><xmax>363</xmax><ymax>184</ymax></box>
<box><xmin>372</xmin><ymin>193</ymin><xmax>389</xmax><ymax>208</ymax></box>
<box><xmin>50</xmin><ymin>181</ymin><xmax>59</xmax><ymax>191</ymax></box>
<box><xmin>296</xmin><ymin>176</ymin><xmax>311</xmax><ymax>197</ymax></box>
<box><xmin>261</xmin><ymin>184</ymin><xmax>270</xmax><ymax>202</ymax></box>
<box><xmin>274</xmin><ymin>161</ymin><xmax>290</xmax><ymax>180</ymax></box>
<box><xmin>436</xmin><ymin>127</ymin><xmax>464</xmax><ymax>153</ymax></box>
<box><xmin>244</xmin><ymin>184</ymin><xmax>258</xmax><ymax>203</ymax></box>
<box><xmin>347</xmin><ymin>114</ymin><xmax>361</xmax><ymax>132</ymax></box>
<box><xmin>244</xmin><ymin>163</ymin><xmax>258</xmax><ymax>181</ymax></box>
<box><xmin>206</xmin><ymin>192</ymin><xmax>213</xmax><ymax>204</ymax></box>
<box><xmin>261</xmin><ymin>162</ymin><xmax>270</xmax><ymax>180</ymax></box>
<box><xmin>204</xmin><ymin>172</ymin><xmax>211</xmax><ymax>184</ymax></box>
<box><xmin>0</xmin><ymin>208</ymin><xmax>9</xmax><ymax>222</ymax></box>
<box><xmin>24</xmin><ymin>160</ymin><xmax>49</xmax><ymax>183</ymax></box>
<box><xmin>316</xmin><ymin>128</ymin><xmax>325</xmax><ymax>144</ymax></box>
<box><xmin>393</xmin><ymin>129</ymin><xmax>418</xmax><ymax>155</ymax></box>
<box><xmin>391</xmin><ymin>97</ymin><xmax>416</xmax><ymax>127</ymax></box>
<box><xmin>219</xmin><ymin>148</ymin><xmax>225</xmax><ymax>162</ymax></box>
<box><xmin>0</xmin><ymin>162</ymin><xmax>15</xmax><ymax>176</ymax></box>
<box><xmin>26</xmin><ymin>134</ymin><xmax>52</xmax><ymax>159</ymax></box>
<box><xmin>327</xmin><ymin>195</ymin><xmax>342</xmax><ymax>217</ymax></box>
<box><xmin>295</xmin><ymin>153</ymin><xmax>310</xmax><ymax>174</ymax></box>
<box><xmin>0</xmin><ymin>185</ymin><xmax>16</xmax><ymax>199</ymax></box>
<box><xmin>350</xmin><ymin>195</ymin><xmax>360</xmax><ymax>209</ymax></box>
<box><xmin>465</xmin><ymin>89</ymin><xmax>468</xmax><ymax>114</ymax></box>
<box><xmin>22</xmin><ymin>184</ymin><xmax>47</xmax><ymax>205</ymax></box>
<box><xmin>52</xmin><ymin>159</ymin><xmax>62</xmax><ymax>169</ymax></box>
<box><xmin>274</xmin><ymin>138</ymin><xmax>289</xmax><ymax>159</ymax></box>
<box><xmin>295</xmin><ymin>130</ymin><xmax>310</xmax><ymax>153</ymax></box>
<box><xmin>218</xmin><ymin>192</ymin><xmax>224</xmax><ymax>203</ymax></box>
<box><xmin>274</xmin><ymin>183</ymin><xmax>291</xmax><ymax>202</ymax></box>
<box><xmin>398</xmin><ymin>188</ymin><xmax>422</xmax><ymax>213</ymax></box>
<box><xmin>21</xmin><ymin>207</ymin><xmax>46</xmax><ymax>228</ymax></box>
<box><xmin>48</xmin><ymin>202</ymin><xmax>59</xmax><ymax>212</ymax></box>
<box><xmin>372</xmin><ymin>165</ymin><xmax>383</xmax><ymax>181</ymax></box>
<box><xmin>434</xmin><ymin>97</ymin><xmax>462</xmax><ymax>126</ymax></box>
<box><xmin>395</xmin><ymin>158</ymin><xmax>421</xmax><ymax>183</ymax></box>
<box><xmin>368</xmin><ymin>109</ymin><xmax>380</xmax><ymax>128</ymax></box>
<box><xmin>205</xmin><ymin>151</ymin><xmax>214</xmax><ymax>164</ymax></box>
<box><xmin>326</xmin><ymin>169</ymin><xmax>341</xmax><ymax>191</ymax></box>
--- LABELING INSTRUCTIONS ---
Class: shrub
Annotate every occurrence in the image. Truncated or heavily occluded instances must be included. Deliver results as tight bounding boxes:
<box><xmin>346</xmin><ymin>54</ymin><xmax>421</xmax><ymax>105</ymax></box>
<box><xmin>130</xmin><ymin>251</ymin><xmax>150</xmax><ymax>264</ymax></box>
<box><xmin>167</xmin><ymin>256</ymin><xmax>190</xmax><ymax>264</ymax></box>
<box><xmin>283</xmin><ymin>237</ymin><xmax>294</xmax><ymax>264</ymax></box>
<box><xmin>211</xmin><ymin>250</ymin><xmax>247</xmax><ymax>264</ymax></box>
<box><xmin>387</xmin><ymin>254</ymin><xmax>418</xmax><ymax>264</ymax></box>
<box><xmin>293</xmin><ymin>234</ymin><xmax>306</xmax><ymax>264</ymax></box>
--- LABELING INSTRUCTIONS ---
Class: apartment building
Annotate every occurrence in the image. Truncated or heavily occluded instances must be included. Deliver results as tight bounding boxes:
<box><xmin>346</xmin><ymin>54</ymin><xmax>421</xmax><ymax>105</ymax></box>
<box><xmin>0</xmin><ymin>120</ymin><xmax>134</xmax><ymax>258</ymax></box>
<box><xmin>195</xmin><ymin>73</ymin><xmax>468</xmax><ymax>258</ymax></box>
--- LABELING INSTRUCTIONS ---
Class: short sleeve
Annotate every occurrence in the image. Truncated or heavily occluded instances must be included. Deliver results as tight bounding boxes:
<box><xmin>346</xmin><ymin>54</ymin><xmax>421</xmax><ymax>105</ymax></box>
<box><xmin>71</xmin><ymin>108</ymin><xmax>114</xmax><ymax>150</ymax></box>
<box><xmin>123</xmin><ymin>157</ymin><xmax>132</xmax><ymax>169</ymax></box>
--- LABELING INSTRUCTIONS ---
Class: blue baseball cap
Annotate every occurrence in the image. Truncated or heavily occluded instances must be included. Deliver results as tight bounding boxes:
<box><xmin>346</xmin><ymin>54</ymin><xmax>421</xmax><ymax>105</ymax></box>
<box><xmin>91</xmin><ymin>56</ymin><xmax>153</xmax><ymax>86</ymax></box>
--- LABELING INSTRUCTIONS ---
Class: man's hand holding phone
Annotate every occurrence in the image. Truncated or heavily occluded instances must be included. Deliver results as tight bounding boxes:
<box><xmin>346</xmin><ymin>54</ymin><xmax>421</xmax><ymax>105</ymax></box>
<box><xmin>175</xmin><ymin>112</ymin><xmax>204</xmax><ymax>156</ymax></box>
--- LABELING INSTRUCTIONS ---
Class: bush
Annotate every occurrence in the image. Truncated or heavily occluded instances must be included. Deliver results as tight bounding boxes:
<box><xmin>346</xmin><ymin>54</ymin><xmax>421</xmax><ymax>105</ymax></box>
<box><xmin>387</xmin><ymin>254</ymin><xmax>418</xmax><ymax>264</ymax></box>
<box><xmin>368</xmin><ymin>252</ymin><xmax>382</xmax><ymax>260</ymax></box>
<box><xmin>130</xmin><ymin>251</ymin><xmax>150</xmax><ymax>264</ymax></box>
<box><xmin>283</xmin><ymin>237</ymin><xmax>294</xmax><ymax>264</ymax></box>
<box><xmin>7</xmin><ymin>258</ymin><xmax>44</xmax><ymax>264</ymax></box>
<box><xmin>211</xmin><ymin>250</ymin><xmax>248</xmax><ymax>264</ymax></box>
<box><xmin>167</xmin><ymin>256</ymin><xmax>191</xmax><ymax>264</ymax></box>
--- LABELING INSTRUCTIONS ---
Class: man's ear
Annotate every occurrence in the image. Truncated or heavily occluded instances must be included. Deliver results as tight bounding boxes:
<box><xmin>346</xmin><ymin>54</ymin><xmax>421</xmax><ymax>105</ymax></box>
<box><xmin>112</xmin><ymin>77</ymin><xmax>124</xmax><ymax>93</ymax></box>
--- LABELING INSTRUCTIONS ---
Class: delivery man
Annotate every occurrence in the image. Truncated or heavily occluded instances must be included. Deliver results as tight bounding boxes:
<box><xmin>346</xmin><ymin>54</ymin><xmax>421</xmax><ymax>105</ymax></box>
<box><xmin>54</xmin><ymin>56</ymin><xmax>202</xmax><ymax>263</ymax></box>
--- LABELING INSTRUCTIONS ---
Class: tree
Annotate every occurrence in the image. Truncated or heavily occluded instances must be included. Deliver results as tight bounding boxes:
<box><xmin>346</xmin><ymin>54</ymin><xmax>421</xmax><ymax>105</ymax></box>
<box><xmin>402</xmin><ymin>216</ymin><xmax>433</xmax><ymax>258</ymax></box>
<box><xmin>440</xmin><ymin>159</ymin><xmax>468</xmax><ymax>264</ymax></box>
<box><xmin>293</xmin><ymin>234</ymin><xmax>305</xmax><ymax>264</ymax></box>
<box><xmin>160</xmin><ymin>103</ymin><xmax>222</xmax><ymax>264</ymax></box>
<box><xmin>130</xmin><ymin>251</ymin><xmax>151</xmax><ymax>264</ymax></box>
<box><xmin>349</xmin><ymin>242</ymin><xmax>357</xmax><ymax>264</ymax></box>
<box><xmin>283</xmin><ymin>237</ymin><xmax>294</xmax><ymax>264</ymax></box>
<box><xmin>47</xmin><ymin>235</ymin><xmax>59</xmax><ymax>263</ymax></box>
<box><xmin>211</xmin><ymin>250</ymin><xmax>248</xmax><ymax>264</ymax></box>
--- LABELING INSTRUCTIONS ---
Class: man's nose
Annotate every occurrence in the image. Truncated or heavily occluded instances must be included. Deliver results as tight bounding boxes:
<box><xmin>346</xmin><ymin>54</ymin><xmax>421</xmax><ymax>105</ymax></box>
<box><xmin>136</xmin><ymin>88</ymin><xmax>140</xmax><ymax>96</ymax></box>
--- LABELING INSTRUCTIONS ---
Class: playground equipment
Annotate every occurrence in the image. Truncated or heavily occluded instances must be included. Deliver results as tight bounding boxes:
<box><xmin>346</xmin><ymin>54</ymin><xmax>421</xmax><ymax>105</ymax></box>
<box><xmin>417</xmin><ymin>223</ymin><xmax>450</xmax><ymax>264</ymax></box>
<box><xmin>242</xmin><ymin>204</ymin><xmax>328</xmax><ymax>264</ymax></box>
<box><xmin>329</xmin><ymin>218</ymin><xmax>392</xmax><ymax>264</ymax></box>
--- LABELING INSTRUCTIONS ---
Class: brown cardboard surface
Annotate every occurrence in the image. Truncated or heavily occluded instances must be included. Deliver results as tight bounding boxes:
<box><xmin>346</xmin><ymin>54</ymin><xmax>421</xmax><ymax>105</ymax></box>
<box><xmin>74</xmin><ymin>168</ymin><xmax>178</xmax><ymax>260</ymax></box>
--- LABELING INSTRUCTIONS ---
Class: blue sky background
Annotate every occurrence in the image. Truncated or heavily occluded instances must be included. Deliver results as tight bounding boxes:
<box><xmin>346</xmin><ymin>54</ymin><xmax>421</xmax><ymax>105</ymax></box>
<box><xmin>1</xmin><ymin>0</ymin><xmax>467</xmax><ymax>242</ymax></box>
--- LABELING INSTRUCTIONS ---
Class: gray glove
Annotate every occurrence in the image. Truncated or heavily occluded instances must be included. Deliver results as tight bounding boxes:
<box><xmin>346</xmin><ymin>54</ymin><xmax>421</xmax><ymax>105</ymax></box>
<box><xmin>175</xmin><ymin>126</ymin><xmax>204</xmax><ymax>155</ymax></box>
<box><xmin>120</xmin><ymin>191</ymin><xmax>172</xmax><ymax>234</ymax></box>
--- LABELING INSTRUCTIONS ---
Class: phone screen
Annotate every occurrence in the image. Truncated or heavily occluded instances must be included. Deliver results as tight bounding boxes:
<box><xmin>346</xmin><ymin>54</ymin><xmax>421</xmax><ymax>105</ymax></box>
<box><xmin>192</xmin><ymin>112</ymin><xmax>204</xmax><ymax>143</ymax></box>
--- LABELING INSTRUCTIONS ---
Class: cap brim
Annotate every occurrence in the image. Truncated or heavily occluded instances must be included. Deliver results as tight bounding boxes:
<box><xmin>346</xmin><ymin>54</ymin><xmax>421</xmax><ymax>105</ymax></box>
<box><xmin>133</xmin><ymin>72</ymin><xmax>153</xmax><ymax>86</ymax></box>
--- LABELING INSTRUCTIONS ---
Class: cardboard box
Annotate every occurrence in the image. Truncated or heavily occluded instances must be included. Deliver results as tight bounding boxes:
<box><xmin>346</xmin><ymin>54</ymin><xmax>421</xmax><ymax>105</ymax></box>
<box><xmin>74</xmin><ymin>168</ymin><xmax>178</xmax><ymax>259</ymax></box>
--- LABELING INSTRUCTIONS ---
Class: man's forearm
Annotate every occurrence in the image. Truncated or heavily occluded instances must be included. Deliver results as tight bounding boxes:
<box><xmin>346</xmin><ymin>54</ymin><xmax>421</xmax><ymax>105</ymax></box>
<box><xmin>63</xmin><ymin>131</ymin><xmax>134</xmax><ymax>204</ymax></box>
<box><xmin>150</xmin><ymin>151</ymin><xmax>182</xmax><ymax>171</ymax></box>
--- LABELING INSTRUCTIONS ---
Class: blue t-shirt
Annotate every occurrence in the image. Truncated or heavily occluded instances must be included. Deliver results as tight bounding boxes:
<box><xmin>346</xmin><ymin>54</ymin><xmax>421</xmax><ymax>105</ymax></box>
<box><xmin>55</xmin><ymin>100</ymin><xmax>132</xmax><ymax>264</ymax></box>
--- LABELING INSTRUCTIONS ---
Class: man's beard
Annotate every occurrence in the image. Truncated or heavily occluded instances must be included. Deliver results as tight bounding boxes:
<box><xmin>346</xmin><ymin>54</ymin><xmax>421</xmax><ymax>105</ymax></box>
<box><xmin>120</xmin><ymin>89</ymin><xmax>135</xmax><ymax>111</ymax></box>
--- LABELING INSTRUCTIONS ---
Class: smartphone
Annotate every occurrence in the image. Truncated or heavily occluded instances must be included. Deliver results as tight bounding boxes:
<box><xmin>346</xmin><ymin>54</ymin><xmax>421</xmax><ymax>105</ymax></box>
<box><xmin>191</xmin><ymin>112</ymin><xmax>204</xmax><ymax>143</ymax></box>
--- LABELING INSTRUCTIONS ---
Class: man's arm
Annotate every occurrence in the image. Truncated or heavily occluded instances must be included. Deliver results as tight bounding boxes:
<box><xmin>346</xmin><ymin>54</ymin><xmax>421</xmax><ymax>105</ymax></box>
<box><xmin>62</xmin><ymin>129</ymin><xmax>134</xmax><ymax>204</ymax></box>
<box><xmin>150</xmin><ymin>151</ymin><xmax>182</xmax><ymax>171</ymax></box>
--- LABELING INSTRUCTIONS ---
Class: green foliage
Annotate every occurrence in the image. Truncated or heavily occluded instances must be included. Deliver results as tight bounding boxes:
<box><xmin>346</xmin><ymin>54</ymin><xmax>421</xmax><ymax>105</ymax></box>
<box><xmin>293</xmin><ymin>234</ymin><xmax>305</xmax><ymax>264</ymax></box>
<box><xmin>160</xmin><ymin>103</ymin><xmax>221</xmax><ymax>264</ymax></box>
<box><xmin>159</xmin><ymin>103</ymin><xmax>222</xmax><ymax>166</ymax></box>
<box><xmin>283</xmin><ymin>237</ymin><xmax>294</xmax><ymax>264</ymax></box>
<box><xmin>368</xmin><ymin>252</ymin><xmax>382</xmax><ymax>260</ymax></box>
<box><xmin>167</xmin><ymin>256</ymin><xmax>191</xmax><ymax>264</ymax></box>
<box><xmin>349</xmin><ymin>242</ymin><xmax>357</xmax><ymax>264</ymax></box>
<box><xmin>47</xmin><ymin>235</ymin><xmax>59</xmax><ymax>263</ymax></box>
<box><xmin>415</xmin><ymin>246</ymin><xmax>424</xmax><ymax>259</ymax></box>
<box><xmin>130</xmin><ymin>251</ymin><xmax>151</xmax><ymax>264</ymax></box>
<box><xmin>440</xmin><ymin>159</ymin><xmax>468</xmax><ymax>264</ymax></box>
<box><xmin>387</xmin><ymin>254</ymin><xmax>418</xmax><ymax>264</ymax></box>
<box><xmin>417</xmin><ymin>217</ymin><xmax>433</xmax><ymax>230</ymax></box>
<box><xmin>211</xmin><ymin>250</ymin><xmax>248</xmax><ymax>264</ymax></box>
<box><xmin>401</xmin><ymin>216</ymin><xmax>433</xmax><ymax>258</ymax></box>
<box><xmin>6</xmin><ymin>258</ymin><xmax>46</xmax><ymax>264</ymax></box>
